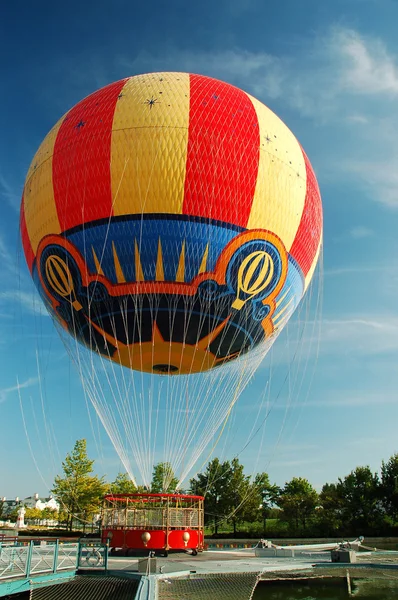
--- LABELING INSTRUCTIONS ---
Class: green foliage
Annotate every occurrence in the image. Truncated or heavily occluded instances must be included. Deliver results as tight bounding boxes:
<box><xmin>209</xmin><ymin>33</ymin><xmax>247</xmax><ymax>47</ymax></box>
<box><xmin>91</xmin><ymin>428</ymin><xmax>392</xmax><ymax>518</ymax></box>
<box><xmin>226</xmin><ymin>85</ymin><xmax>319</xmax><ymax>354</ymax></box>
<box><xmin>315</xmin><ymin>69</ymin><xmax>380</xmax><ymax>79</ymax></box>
<box><xmin>42</xmin><ymin>507</ymin><xmax>58</xmax><ymax>521</ymax></box>
<box><xmin>151</xmin><ymin>462</ymin><xmax>179</xmax><ymax>493</ymax></box>
<box><xmin>204</xmin><ymin>517</ymin><xmax>289</xmax><ymax>539</ymax></box>
<box><xmin>25</xmin><ymin>508</ymin><xmax>42</xmax><ymax>523</ymax></box>
<box><xmin>253</xmin><ymin>472</ymin><xmax>280</xmax><ymax>534</ymax></box>
<box><xmin>223</xmin><ymin>458</ymin><xmax>251</xmax><ymax>536</ymax></box>
<box><xmin>277</xmin><ymin>477</ymin><xmax>318</xmax><ymax>531</ymax></box>
<box><xmin>23</xmin><ymin>506</ymin><xmax>58</xmax><ymax>525</ymax></box>
<box><xmin>110</xmin><ymin>472</ymin><xmax>137</xmax><ymax>495</ymax></box>
<box><xmin>51</xmin><ymin>439</ymin><xmax>108</xmax><ymax>531</ymax></box>
<box><xmin>0</xmin><ymin>500</ymin><xmax>4</xmax><ymax>520</ymax></box>
<box><xmin>336</xmin><ymin>466</ymin><xmax>382</xmax><ymax>534</ymax></box>
<box><xmin>57</xmin><ymin>510</ymin><xmax>69</xmax><ymax>526</ymax></box>
<box><xmin>316</xmin><ymin>482</ymin><xmax>344</xmax><ymax>536</ymax></box>
<box><xmin>8</xmin><ymin>506</ymin><xmax>20</xmax><ymax>521</ymax></box>
<box><xmin>267</xmin><ymin>507</ymin><xmax>283</xmax><ymax>519</ymax></box>
<box><xmin>190</xmin><ymin>458</ymin><xmax>231</xmax><ymax>535</ymax></box>
<box><xmin>381</xmin><ymin>454</ymin><xmax>398</xmax><ymax>522</ymax></box>
<box><xmin>191</xmin><ymin>459</ymin><xmax>279</xmax><ymax>536</ymax></box>
<box><xmin>44</xmin><ymin>443</ymin><xmax>398</xmax><ymax>539</ymax></box>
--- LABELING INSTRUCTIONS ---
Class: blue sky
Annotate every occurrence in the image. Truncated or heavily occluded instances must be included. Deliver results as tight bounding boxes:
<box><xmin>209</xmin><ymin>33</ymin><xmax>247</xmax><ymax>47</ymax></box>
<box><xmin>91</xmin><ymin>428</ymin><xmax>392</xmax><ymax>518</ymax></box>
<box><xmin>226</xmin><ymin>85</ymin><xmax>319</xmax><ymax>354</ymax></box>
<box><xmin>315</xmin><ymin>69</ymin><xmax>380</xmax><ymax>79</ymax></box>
<box><xmin>2</xmin><ymin>0</ymin><xmax>398</xmax><ymax>498</ymax></box>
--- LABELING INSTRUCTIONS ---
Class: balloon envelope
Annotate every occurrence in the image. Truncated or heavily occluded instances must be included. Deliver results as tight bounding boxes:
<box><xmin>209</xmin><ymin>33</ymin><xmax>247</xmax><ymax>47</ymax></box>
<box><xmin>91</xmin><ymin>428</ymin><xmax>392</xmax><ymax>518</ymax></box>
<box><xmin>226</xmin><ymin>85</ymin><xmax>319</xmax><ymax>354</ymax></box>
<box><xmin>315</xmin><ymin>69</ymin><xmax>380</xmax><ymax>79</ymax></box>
<box><xmin>20</xmin><ymin>73</ymin><xmax>322</xmax><ymax>376</ymax></box>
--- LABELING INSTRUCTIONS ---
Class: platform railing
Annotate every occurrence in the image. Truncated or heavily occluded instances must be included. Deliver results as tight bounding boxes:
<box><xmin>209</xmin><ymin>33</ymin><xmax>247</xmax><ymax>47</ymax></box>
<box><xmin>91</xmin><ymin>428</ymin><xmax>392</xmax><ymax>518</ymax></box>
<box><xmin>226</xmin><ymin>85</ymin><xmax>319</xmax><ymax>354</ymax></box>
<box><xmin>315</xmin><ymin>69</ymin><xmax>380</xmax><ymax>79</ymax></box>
<box><xmin>0</xmin><ymin>540</ymin><xmax>79</xmax><ymax>581</ymax></box>
<box><xmin>77</xmin><ymin>539</ymin><xmax>109</xmax><ymax>571</ymax></box>
<box><xmin>0</xmin><ymin>545</ymin><xmax>29</xmax><ymax>579</ymax></box>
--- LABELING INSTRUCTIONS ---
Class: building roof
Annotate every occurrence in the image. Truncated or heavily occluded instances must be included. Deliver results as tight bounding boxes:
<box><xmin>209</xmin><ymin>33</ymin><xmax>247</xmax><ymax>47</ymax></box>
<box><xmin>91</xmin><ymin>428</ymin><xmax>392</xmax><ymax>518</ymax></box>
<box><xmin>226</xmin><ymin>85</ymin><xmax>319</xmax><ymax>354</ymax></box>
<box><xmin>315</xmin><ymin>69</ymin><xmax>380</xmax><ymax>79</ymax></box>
<box><xmin>25</xmin><ymin>496</ymin><xmax>54</xmax><ymax>502</ymax></box>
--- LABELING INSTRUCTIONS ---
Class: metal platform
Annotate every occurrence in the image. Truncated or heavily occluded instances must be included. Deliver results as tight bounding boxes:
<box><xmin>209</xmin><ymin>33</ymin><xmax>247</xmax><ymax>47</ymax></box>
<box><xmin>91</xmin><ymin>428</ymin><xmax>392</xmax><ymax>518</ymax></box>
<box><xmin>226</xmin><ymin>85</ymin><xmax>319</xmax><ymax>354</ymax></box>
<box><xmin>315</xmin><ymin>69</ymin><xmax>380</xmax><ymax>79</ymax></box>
<box><xmin>0</xmin><ymin>539</ymin><xmax>108</xmax><ymax>598</ymax></box>
<box><xmin>3</xmin><ymin>539</ymin><xmax>398</xmax><ymax>599</ymax></box>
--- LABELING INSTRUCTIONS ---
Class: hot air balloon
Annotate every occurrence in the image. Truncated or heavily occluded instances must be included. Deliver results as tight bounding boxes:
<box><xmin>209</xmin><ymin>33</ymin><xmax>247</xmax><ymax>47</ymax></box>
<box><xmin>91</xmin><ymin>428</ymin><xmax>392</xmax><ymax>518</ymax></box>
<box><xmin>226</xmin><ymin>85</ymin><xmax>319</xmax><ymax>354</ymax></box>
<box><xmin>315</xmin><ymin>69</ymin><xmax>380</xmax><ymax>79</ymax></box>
<box><xmin>20</xmin><ymin>72</ymin><xmax>322</xmax><ymax>487</ymax></box>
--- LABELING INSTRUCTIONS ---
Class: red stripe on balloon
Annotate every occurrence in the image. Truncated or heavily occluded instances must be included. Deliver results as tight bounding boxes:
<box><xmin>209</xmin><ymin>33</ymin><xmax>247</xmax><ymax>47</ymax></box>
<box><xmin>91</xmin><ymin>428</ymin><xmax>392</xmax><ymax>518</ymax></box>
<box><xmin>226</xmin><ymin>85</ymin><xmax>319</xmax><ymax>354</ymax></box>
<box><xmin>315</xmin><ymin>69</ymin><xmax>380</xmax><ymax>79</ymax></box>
<box><xmin>183</xmin><ymin>75</ymin><xmax>260</xmax><ymax>227</ymax></box>
<box><xmin>290</xmin><ymin>149</ymin><xmax>323</xmax><ymax>276</ymax></box>
<box><xmin>20</xmin><ymin>195</ymin><xmax>35</xmax><ymax>272</ymax></box>
<box><xmin>52</xmin><ymin>79</ymin><xmax>126</xmax><ymax>232</ymax></box>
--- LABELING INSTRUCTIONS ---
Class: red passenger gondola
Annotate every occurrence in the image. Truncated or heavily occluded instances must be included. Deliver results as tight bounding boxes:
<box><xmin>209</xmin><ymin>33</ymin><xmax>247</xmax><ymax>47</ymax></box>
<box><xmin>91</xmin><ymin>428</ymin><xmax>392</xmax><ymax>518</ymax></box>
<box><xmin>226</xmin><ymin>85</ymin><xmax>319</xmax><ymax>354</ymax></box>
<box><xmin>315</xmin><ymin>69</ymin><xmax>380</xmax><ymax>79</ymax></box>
<box><xmin>101</xmin><ymin>493</ymin><xmax>204</xmax><ymax>556</ymax></box>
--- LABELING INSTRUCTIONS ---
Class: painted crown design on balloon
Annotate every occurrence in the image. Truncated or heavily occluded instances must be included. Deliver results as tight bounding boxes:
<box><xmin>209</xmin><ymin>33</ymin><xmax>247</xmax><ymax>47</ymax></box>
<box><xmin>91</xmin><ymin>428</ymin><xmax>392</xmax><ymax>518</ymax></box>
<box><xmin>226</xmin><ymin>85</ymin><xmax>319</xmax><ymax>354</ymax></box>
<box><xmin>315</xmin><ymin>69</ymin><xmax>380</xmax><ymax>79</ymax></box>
<box><xmin>35</xmin><ymin>225</ymin><xmax>288</xmax><ymax>374</ymax></box>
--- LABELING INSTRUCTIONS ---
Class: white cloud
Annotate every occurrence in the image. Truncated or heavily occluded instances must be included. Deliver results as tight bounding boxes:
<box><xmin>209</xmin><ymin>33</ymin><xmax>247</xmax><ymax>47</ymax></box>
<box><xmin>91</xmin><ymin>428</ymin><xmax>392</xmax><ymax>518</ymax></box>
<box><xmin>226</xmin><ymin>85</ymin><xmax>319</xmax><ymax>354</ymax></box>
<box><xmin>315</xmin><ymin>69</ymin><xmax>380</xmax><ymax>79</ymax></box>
<box><xmin>33</xmin><ymin>23</ymin><xmax>398</xmax><ymax>208</ymax></box>
<box><xmin>0</xmin><ymin>234</ymin><xmax>12</xmax><ymax>266</ymax></box>
<box><xmin>0</xmin><ymin>376</ymin><xmax>39</xmax><ymax>404</ymax></box>
<box><xmin>0</xmin><ymin>290</ymin><xmax>49</xmax><ymax>317</ymax></box>
<box><xmin>270</xmin><ymin>458</ymin><xmax>323</xmax><ymax>468</ymax></box>
<box><xmin>117</xmin><ymin>48</ymin><xmax>285</xmax><ymax>101</ymax></box>
<box><xmin>113</xmin><ymin>27</ymin><xmax>398</xmax><ymax>208</ymax></box>
<box><xmin>346</xmin><ymin>114</ymin><xmax>369</xmax><ymax>124</ymax></box>
<box><xmin>319</xmin><ymin>316</ymin><xmax>398</xmax><ymax>356</ymax></box>
<box><xmin>345</xmin><ymin>157</ymin><xmax>398</xmax><ymax>208</ymax></box>
<box><xmin>284</xmin><ymin>28</ymin><xmax>398</xmax><ymax>207</ymax></box>
<box><xmin>225</xmin><ymin>0</ymin><xmax>260</xmax><ymax>17</ymax></box>
<box><xmin>324</xmin><ymin>265</ymin><xmax>388</xmax><ymax>276</ymax></box>
<box><xmin>331</xmin><ymin>226</ymin><xmax>375</xmax><ymax>245</ymax></box>
<box><xmin>307</xmin><ymin>390</ymin><xmax>398</xmax><ymax>408</ymax></box>
<box><xmin>333</xmin><ymin>28</ymin><xmax>398</xmax><ymax>95</ymax></box>
<box><xmin>349</xmin><ymin>226</ymin><xmax>374</xmax><ymax>239</ymax></box>
<box><xmin>0</xmin><ymin>172</ymin><xmax>20</xmax><ymax>212</ymax></box>
<box><xmin>345</xmin><ymin>436</ymin><xmax>385</xmax><ymax>447</ymax></box>
<box><xmin>0</xmin><ymin>231</ymin><xmax>19</xmax><ymax>276</ymax></box>
<box><xmin>267</xmin><ymin>314</ymin><xmax>398</xmax><ymax>369</ymax></box>
<box><xmin>269</xmin><ymin>387</ymin><xmax>398</xmax><ymax>411</ymax></box>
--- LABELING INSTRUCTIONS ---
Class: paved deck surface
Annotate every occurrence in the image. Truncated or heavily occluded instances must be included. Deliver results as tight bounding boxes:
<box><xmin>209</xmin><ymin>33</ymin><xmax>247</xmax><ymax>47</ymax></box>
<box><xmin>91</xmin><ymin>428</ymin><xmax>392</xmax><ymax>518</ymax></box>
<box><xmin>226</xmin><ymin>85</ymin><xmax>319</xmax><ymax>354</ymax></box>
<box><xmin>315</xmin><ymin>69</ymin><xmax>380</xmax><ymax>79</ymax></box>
<box><xmin>107</xmin><ymin>549</ymin><xmax>329</xmax><ymax>576</ymax></box>
<box><xmin>106</xmin><ymin>548</ymin><xmax>398</xmax><ymax>579</ymax></box>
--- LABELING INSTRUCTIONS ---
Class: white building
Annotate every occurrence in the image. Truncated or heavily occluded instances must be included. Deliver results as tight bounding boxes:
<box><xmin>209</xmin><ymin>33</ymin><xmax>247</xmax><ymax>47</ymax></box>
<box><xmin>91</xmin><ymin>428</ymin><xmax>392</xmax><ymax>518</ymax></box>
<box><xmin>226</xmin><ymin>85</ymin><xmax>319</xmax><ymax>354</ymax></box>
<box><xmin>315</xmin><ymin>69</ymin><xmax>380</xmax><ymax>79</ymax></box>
<box><xmin>1</xmin><ymin>495</ymin><xmax>60</xmax><ymax>527</ymax></box>
<box><xmin>23</xmin><ymin>493</ymin><xmax>59</xmax><ymax>511</ymax></box>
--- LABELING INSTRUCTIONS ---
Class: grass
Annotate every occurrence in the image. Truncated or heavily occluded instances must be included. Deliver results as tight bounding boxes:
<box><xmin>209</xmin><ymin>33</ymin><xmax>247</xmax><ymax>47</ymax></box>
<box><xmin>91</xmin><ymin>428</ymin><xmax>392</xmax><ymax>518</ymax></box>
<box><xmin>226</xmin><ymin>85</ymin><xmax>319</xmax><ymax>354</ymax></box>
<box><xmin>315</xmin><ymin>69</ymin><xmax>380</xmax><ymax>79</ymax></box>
<box><xmin>204</xmin><ymin>519</ymin><xmax>289</xmax><ymax>538</ymax></box>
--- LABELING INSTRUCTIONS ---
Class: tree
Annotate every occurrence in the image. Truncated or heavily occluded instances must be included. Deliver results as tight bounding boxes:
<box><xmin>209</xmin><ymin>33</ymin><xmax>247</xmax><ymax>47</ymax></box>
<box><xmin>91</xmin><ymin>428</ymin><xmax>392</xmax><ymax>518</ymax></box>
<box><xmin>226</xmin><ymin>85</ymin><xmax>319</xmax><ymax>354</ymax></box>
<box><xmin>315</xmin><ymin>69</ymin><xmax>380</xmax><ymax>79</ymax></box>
<box><xmin>190</xmin><ymin>461</ymin><xmax>278</xmax><ymax>536</ymax></box>
<box><xmin>223</xmin><ymin>458</ymin><xmax>252</xmax><ymax>536</ymax></box>
<box><xmin>41</xmin><ymin>507</ymin><xmax>58</xmax><ymax>524</ymax></box>
<box><xmin>25</xmin><ymin>507</ymin><xmax>43</xmax><ymax>524</ymax></box>
<box><xmin>151</xmin><ymin>462</ymin><xmax>179</xmax><ymax>493</ymax></box>
<box><xmin>277</xmin><ymin>477</ymin><xmax>318</xmax><ymax>531</ymax></box>
<box><xmin>250</xmin><ymin>472</ymin><xmax>280</xmax><ymax>534</ymax></box>
<box><xmin>190</xmin><ymin>458</ymin><xmax>231</xmax><ymax>535</ymax></box>
<box><xmin>337</xmin><ymin>466</ymin><xmax>382</xmax><ymax>534</ymax></box>
<box><xmin>0</xmin><ymin>499</ymin><xmax>4</xmax><ymax>521</ymax></box>
<box><xmin>380</xmin><ymin>454</ymin><xmax>398</xmax><ymax>522</ymax></box>
<box><xmin>110</xmin><ymin>473</ymin><xmax>137</xmax><ymax>495</ymax></box>
<box><xmin>51</xmin><ymin>439</ymin><xmax>108</xmax><ymax>531</ymax></box>
<box><xmin>57</xmin><ymin>510</ymin><xmax>69</xmax><ymax>528</ymax></box>
<box><xmin>8</xmin><ymin>506</ymin><xmax>20</xmax><ymax>522</ymax></box>
<box><xmin>316</xmin><ymin>482</ymin><xmax>345</xmax><ymax>536</ymax></box>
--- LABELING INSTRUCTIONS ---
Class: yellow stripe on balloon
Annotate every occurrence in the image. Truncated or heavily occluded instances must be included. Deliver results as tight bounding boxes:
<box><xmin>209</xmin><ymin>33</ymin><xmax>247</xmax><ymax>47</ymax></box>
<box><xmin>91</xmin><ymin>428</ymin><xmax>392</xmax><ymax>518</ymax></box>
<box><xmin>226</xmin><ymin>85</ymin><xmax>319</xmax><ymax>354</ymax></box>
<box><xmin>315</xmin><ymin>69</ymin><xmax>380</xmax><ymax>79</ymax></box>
<box><xmin>198</xmin><ymin>243</ymin><xmax>209</xmax><ymax>274</ymax></box>
<box><xmin>111</xmin><ymin>73</ymin><xmax>190</xmax><ymax>216</ymax></box>
<box><xmin>273</xmin><ymin>296</ymin><xmax>294</xmax><ymax>324</ymax></box>
<box><xmin>112</xmin><ymin>242</ymin><xmax>126</xmax><ymax>283</ymax></box>
<box><xmin>92</xmin><ymin>247</ymin><xmax>104</xmax><ymax>275</ymax></box>
<box><xmin>155</xmin><ymin>238</ymin><xmax>165</xmax><ymax>281</ymax></box>
<box><xmin>245</xmin><ymin>93</ymin><xmax>307</xmax><ymax>251</ymax></box>
<box><xmin>23</xmin><ymin>116</ymin><xmax>64</xmax><ymax>254</ymax></box>
<box><xmin>304</xmin><ymin>235</ymin><xmax>322</xmax><ymax>291</ymax></box>
<box><xmin>175</xmin><ymin>241</ymin><xmax>185</xmax><ymax>282</ymax></box>
<box><xmin>134</xmin><ymin>240</ymin><xmax>145</xmax><ymax>282</ymax></box>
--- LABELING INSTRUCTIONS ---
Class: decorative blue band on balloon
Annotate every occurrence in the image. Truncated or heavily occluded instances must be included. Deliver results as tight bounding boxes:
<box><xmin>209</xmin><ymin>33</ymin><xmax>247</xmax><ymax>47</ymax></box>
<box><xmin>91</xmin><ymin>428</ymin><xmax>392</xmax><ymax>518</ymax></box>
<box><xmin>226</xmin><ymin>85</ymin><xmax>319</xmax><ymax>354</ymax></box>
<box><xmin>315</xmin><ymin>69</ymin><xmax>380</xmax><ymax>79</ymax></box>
<box><xmin>66</xmin><ymin>216</ymin><xmax>241</xmax><ymax>285</ymax></box>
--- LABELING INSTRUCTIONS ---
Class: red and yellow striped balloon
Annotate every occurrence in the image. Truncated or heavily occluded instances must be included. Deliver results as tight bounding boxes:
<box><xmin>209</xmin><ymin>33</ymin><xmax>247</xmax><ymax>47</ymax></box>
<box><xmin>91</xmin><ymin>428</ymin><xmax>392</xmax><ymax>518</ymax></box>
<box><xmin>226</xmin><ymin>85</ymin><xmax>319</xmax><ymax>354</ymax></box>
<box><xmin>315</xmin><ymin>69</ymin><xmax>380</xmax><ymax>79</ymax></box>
<box><xmin>20</xmin><ymin>72</ymin><xmax>322</xmax><ymax>375</ymax></box>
